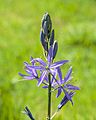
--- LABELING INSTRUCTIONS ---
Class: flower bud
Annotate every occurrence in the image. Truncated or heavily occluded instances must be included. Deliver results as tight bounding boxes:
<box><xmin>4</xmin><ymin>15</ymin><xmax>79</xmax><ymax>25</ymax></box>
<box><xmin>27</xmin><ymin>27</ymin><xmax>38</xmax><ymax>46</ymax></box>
<box><xmin>43</xmin><ymin>21</ymin><xmax>48</xmax><ymax>36</ymax></box>
<box><xmin>41</xmin><ymin>13</ymin><xmax>52</xmax><ymax>38</ymax></box>
<box><xmin>50</xmin><ymin>29</ymin><xmax>54</xmax><ymax>46</ymax></box>
<box><xmin>40</xmin><ymin>30</ymin><xmax>48</xmax><ymax>51</ymax></box>
<box><xmin>53</xmin><ymin>41</ymin><xmax>58</xmax><ymax>59</ymax></box>
<box><xmin>24</xmin><ymin>106</ymin><xmax>35</xmax><ymax>120</ymax></box>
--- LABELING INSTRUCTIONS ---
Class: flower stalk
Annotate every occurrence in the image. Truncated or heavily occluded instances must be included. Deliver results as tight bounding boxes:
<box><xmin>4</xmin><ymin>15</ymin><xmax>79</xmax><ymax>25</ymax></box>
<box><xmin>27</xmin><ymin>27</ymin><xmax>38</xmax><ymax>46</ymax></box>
<box><xmin>48</xmin><ymin>73</ymin><xmax>51</xmax><ymax>120</ymax></box>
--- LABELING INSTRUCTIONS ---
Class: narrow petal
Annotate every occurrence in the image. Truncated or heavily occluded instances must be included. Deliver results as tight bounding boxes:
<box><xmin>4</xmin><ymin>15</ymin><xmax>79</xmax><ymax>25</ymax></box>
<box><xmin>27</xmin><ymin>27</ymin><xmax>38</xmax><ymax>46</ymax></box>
<box><xmin>65</xmin><ymin>84</ymin><xmax>80</xmax><ymax>90</ymax></box>
<box><xmin>64</xmin><ymin>66</ymin><xmax>72</xmax><ymax>83</ymax></box>
<box><xmin>25</xmin><ymin>67</ymin><xmax>38</xmax><ymax>77</ymax></box>
<box><xmin>57</xmin><ymin>67</ymin><xmax>62</xmax><ymax>84</ymax></box>
<box><xmin>23</xmin><ymin>76</ymin><xmax>35</xmax><ymax>80</ymax></box>
<box><xmin>30</xmin><ymin>56</ymin><xmax>35</xmax><ymax>65</ymax></box>
<box><xmin>42</xmin><ymin>85</ymin><xmax>48</xmax><ymax>89</ymax></box>
<box><xmin>25</xmin><ymin>69</ymin><xmax>32</xmax><ymax>75</ymax></box>
<box><xmin>58</xmin><ymin>92</ymin><xmax>75</xmax><ymax>109</ymax></box>
<box><xmin>37</xmin><ymin>71</ymin><xmax>47</xmax><ymax>86</ymax></box>
<box><xmin>24</xmin><ymin>62</ymin><xmax>29</xmax><ymax>66</ymax></box>
<box><xmin>50</xmin><ymin>60</ymin><xmax>69</xmax><ymax>68</ymax></box>
<box><xmin>27</xmin><ymin>65</ymin><xmax>45</xmax><ymax>70</ymax></box>
<box><xmin>50</xmin><ymin>69</ymin><xmax>57</xmax><ymax>84</ymax></box>
<box><xmin>56</xmin><ymin>87</ymin><xmax>62</xmax><ymax>98</ymax></box>
<box><xmin>19</xmin><ymin>73</ymin><xmax>34</xmax><ymax>80</ymax></box>
<box><xmin>30</xmin><ymin>56</ymin><xmax>33</xmax><ymax>61</ymax></box>
<box><xmin>44</xmin><ymin>76</ymin><xmax>48</xmax><ymax>82</ymax></box>
<box><xmin>31</xmin><ymin>58</ymin><xmax>46</xmax><ymax>66</ymax></box>
<box><xmin>29</xmin><ymin>57</ymin><xmax>38</xmax><ymax>77</ymax></box>
<box><xmin>47</xmin><ymin>46</ymin><xmax>53</xmax><ymax>63</ymax></box>
<box><xmin>19</xmin><ymin>72</ymin><xmax>25</xmax><ymax>77</ymax></box>
<box><xmin>62</xmin><ymin>89</ymin><xmax>73</xmax><ymax>105</ymax></box>
<box><xmin>58</xmin><ymin>95</ymin><xmax>68</xmax><ymax>109</ymax></box>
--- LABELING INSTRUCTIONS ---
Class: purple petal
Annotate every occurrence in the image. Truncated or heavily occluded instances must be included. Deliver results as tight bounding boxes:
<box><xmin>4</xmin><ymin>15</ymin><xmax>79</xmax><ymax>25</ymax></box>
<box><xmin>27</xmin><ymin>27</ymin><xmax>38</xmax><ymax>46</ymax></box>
<box><xmin>25</xmin><ymin>67</ymin><xmax>38</xmax><ymax>77</ymax></box>
<box><xmin>65</xmin><ymin>84</ymin><xmax>80</xmax><ymax>90</ymax></box>
<box><xmin>56</xmin><ymin>87</ymin><xmax>62</xmax><ymax>98</ymax></box>
<box><xmin>47</xmin><ymin>46</ymin><xmax>53</xmax><ymax>63</ymax></box>
<box><xmin>27</xmin><ymin>65</ymin><xmax>45</xmax><ymax>70</ymax></box>
<box><xmin>30</xmin><ymin>56</ymin><xmax>33</xmax><ymax>61</ymax></box>
<box><xmin>62</xmin><ymin>77</ymin><xmax>72</xmax><ymax>84</ymax></box>
<box><xmin>50</xmin><ymin>69</ymin><xmax>57</xmax><ymax>84</ymax></box>
<box><xmin>24</xmin><ymin>62</ymin><xmax>29</xmax><ymax>66</ymax></box>
<box><xmin>44</xmin><ymin>76</ymin><xmax>48</xmax><ymax>82</ymax></box>
<box><xmin>58</xmin><ymin>92</ymin><xmax>75</xmax><ymax>109</ymax></box>
<box><xmin>19</xmin><ymin>72</ymin><xmax>25</xmax><ymax>77</ymax></box>
<box><xmin>42</xmin><ymin>85</ymin><xmax>48</xmax><ymax>89</ymax></box>
<box><xmin>23</xmin><ymin>76</ymin><xmax>35</xmax><ymax>80</ymax></box>
<box><xmin>57</xmin><ymin>67</ymin><xmax>62</xmax><ymax>84</ymax></box>
<box><xmin>64</xmin><ymin>66</ymin><xmax>72</xmax><ymax>83</ymax></box>
<box><xmin>19</xmin><ymin>73</ymin><xmax>34</xmax><ymax>80</ymax></box>
<box><xmin>31</xmin><ymin>58</ymin><xmax>46</xmax><ymax>66</ymax></box>
<box><xmin>50</xmin><ymin>60</ymin><xmax>69</xmax><ymax>68</ymax></box>
<box><xmin>58</xmin><ymin>95</ymin><xmax>68</xmax><ymax>109</ymax></box>
<box><xmin>63</xmin><ymin>89</ymin><xmax>73</xmax><ymax>105</ymax></box>
<box><xmin>30</xmin><ymin>56</ymin><xmax>35</xmax><ymax>65</ymax></box>
<box><xmin>37</xmin><ymin>71</ymin><xmax>47</xmax><ymax>86</ymax></box>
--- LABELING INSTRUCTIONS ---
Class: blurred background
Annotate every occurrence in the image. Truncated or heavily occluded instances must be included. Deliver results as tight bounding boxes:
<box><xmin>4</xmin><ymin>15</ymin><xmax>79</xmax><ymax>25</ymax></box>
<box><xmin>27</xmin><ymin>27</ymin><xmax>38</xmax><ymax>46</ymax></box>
<box><xmin>0</xmin><ymin>0</ymin><xmax>96</xmax><ymax>120</ymax></box>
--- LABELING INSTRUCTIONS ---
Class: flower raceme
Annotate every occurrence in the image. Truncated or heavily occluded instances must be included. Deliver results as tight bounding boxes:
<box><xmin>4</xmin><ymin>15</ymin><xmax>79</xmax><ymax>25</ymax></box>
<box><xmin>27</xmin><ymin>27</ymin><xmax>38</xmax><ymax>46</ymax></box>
<box><xmin>19</xmin><ymin>13</ymin><xmax>80</xmax><ymax>119</ymax></box>
<box><xmin>19</xmin><ymin>46</ymin><xmax>79</xmax><ymax>109</ymax></box>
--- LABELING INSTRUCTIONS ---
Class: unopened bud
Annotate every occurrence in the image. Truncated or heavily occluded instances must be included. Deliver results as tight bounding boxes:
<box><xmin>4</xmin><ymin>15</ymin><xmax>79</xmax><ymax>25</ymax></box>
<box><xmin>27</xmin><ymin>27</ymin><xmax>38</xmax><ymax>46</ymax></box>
<box><xmin>43</xmin><ymin>21</ymin><xmax>48</xmax><ymax>36</ymax></box>
<box><xmin>41</xmin><ymin>13</ymin><xmax>52</xmax><ymax>38</ymax></box>
<box><xmin>40</xmin><ymin>30</ymin><xmax>48</xmax><ymax>51</ymax></box>
<box><xmin>53</xmin><ymin>41</ymin><xmax>58</xmax><ymax>59</ymax></box>
<box><xmin>50</xmin><ymin>29</ymin><xmax>54</xmax><ymax>46</ymax></box>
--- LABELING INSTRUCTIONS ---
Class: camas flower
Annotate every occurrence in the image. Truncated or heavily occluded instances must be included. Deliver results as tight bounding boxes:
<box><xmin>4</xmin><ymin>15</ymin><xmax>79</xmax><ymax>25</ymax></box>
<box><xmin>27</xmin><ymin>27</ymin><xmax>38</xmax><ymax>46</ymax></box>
<box><xmin>25</xmin><ymin>46</ymin><xmax>69</xmax><ymax>86</ymax></box>
<box><xmin>53</xmin><ymin>66</ymin><xmax>80</xmax><ymax>108</ymax></box>
<box><xmin>58</xmin><ymin>92</ymin><xmax>75</xmax><ymax>110</ymax></box>
<box><xmin>19</xmin><ymin>58</ymin><xmax>38</xmax><ymax>80</ymax></box>
<box><xmin>56</xmin><ymin>66</ymin><xmax>80</xmax><ymax>97</ymax></box>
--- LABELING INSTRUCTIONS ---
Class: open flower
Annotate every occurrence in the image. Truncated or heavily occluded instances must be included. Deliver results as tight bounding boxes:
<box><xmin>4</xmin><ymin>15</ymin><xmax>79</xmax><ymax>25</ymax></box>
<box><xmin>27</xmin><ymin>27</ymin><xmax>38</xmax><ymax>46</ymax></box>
<box><xmin>58</xmin><ymin>92</ymin><xmax>75</xmax><ymax>110</ymax></box>
<box><xmin>27</xmin><ymin>46</ymin><xmax>69</xmax><ymax>86</ymax></box>
<box><xmin>56</xmin><ymin>66</ymin><xmax>80</xmax><ymax>98</ymax></box>
<box><xmin>19</xmin><ymin>46</ymin><xmax>69</xmax><ymax>87</ymax></box>
<box><xmin>52</xmin><ymin>66</ymin><xmax>80</xmax><ymax>108</ymax></box>
<box><xmin>19</xmin><ymin>58</ymin><xmax>38</xmax><ymax>80</ymax></box>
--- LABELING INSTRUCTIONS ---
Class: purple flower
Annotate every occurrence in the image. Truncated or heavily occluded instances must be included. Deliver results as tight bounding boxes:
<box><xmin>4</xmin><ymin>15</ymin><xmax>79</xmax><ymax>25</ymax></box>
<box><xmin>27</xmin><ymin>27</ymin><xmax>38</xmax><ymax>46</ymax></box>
<box><xmin>19</xmin><ymin>59</ymin><xmax>38</xmax><ymax>80</ymax></box>
<box><xmin>56</xmin><ymin>66</ymin><xmax>79</xmax><ymax>98</ymax></box>
<box><xmin>58</xmin><ymin>92</ymin><xmax>75</xmax><ymax>110</ymax></box>
<box><xmin>19</xmin><ymin>46</ymin><xmax>69</xmax><ymax>87</ymax></box>
<box><xmin>53</xmin><ymin>66</ymin><xmax>80</xmax><ymax>108</ymax></box>
<box><xmin>28</xmin><ymin>46</ymin><xmax>69</xmax><ymax>86</ymax></box>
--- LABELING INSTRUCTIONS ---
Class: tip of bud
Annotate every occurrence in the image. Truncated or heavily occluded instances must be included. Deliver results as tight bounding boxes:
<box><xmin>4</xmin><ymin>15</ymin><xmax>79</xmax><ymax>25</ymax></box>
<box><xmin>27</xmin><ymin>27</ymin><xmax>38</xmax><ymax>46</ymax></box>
<box><xmin>41</xmin><ymin>12</ymin><xmax>52</xmax><ymax>38</ymax></box>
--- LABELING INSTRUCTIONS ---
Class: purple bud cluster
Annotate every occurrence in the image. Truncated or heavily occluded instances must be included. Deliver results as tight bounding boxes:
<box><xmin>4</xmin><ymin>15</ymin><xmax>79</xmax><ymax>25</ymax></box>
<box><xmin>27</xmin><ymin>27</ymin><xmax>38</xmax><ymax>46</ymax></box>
<box><xmin>40</xmin><ymin>13</ymin><xmax>58</xmax><ymax>59</ymax></box>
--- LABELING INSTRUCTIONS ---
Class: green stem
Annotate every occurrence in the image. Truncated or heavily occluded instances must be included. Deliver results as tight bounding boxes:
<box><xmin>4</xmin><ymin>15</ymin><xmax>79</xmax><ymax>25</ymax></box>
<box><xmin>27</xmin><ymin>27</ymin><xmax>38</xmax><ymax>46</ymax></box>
<box><xmin>51</xmin><ymin>110</ymin><xmax>58</xmax><ymax>119</ymax></box>
<box><xmin>47</xmin><ymin>73</ymin><xmax>51</xmax><ymax>120</ymax></box>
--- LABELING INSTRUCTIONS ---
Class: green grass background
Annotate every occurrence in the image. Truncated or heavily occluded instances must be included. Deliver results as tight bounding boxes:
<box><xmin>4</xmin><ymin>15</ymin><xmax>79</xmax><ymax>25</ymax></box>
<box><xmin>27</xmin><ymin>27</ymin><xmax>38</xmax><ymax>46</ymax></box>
<box><xmin>0</xmin><ymin>0</ymin><xmax>96</xmax><ymax>119</ymax></box>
